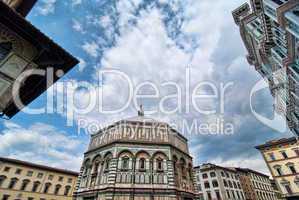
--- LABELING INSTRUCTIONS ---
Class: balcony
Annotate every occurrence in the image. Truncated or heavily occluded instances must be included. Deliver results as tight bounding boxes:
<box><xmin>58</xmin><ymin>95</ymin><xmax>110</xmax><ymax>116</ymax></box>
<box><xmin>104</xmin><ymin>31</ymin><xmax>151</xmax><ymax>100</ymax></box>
<box><xmin>292</xmin><ymin>112</ymin><xmax>299</xmax><ymax>125</ymax></box>
<box><xmin>271</xmin><ymin>46</ymin><xmax>287</xmax><ymax>67</ymax></box>
<box><xmin>285</xmin><ymin>6</ymin><xmax>299</xmax><ymax>39</ymax></box>
<box><xmin>264</xmin><ymin>0</ymin><xmax>280</xmax><ymax>21</ymax></box>
<box><xmin>290</xmin><ymin>92</ymin><xmax>299</xmax><ymax>107</ymax></box>
<box><xmin>245</xmin><ymin>18</ymin><xmax>264</xmax><ymax>42</ymax></box>
<box><xmin>289</xmin><ymin>63</ymin><xmax>299</xmax><ymax>83</ymax></box>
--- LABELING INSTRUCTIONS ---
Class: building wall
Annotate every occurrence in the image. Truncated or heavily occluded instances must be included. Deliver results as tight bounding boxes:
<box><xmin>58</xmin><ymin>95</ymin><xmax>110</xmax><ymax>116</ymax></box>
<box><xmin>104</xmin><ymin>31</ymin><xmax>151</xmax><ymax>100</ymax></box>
<box><xmin>194</xmin><ymin>164</ymin><xmax>245</xmax><ymax>200</ymax></box>
<box><xmin>75</xmin><ymin>117</ymin><xmax>196</xmax><ymax>200</ymax></box>
<box><xmin>258</xmin><ymin>139</ymin><xmax>299</xmax><ymax>198</ymax></box>
<box><xmin>248</xmin><ymin>171</ymin><xmax>277</xmax><ymax>200</ymax></box>
<box><xmin>0</xmin><ymin>159</ymin><xmax>78</xmax><ymax>200</ymax></box>
<box><xmin>233</xmin><ymin>0</ymin><xmax>299</xmax><ymax>137</ymax></box>
<box><xmin>76</xmin><ymin>143</ymin><xmax>195</xmax><ymax>200</ymax></box>
<box><xmin>238</xmin><ymin>172</ymin><xmax>257</xmax><ymax>200</ymax></box>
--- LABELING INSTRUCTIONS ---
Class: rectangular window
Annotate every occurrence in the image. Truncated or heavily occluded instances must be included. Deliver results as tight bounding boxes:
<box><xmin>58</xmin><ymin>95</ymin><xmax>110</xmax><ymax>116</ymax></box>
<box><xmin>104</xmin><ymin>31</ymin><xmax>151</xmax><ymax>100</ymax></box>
<box><xmin>68</xmin><ymin>178</ymin><xmax>72</xmax><ymax>183</ymax></box>
<box><xmin>216</xmin><ymin>191</ymin><xmax>222</xmax><ymax>200</ymax></box>
<box><xmin>48</xmin><ymin>175</ymin><xmax>53</xmax><ymax>180</ymax></box>
<box><xmin>202</xmin><ymin>173</ymin><xmax>208</xmax><ymax>179</ymax></box>
<box><xmin>281</xmin><ymin>151</ymin><xmax>288</xmax><ymax>159</ymax></box>
<box><xmin>268</xmin><ymin>153</ymin><xmax>275</xmax><ymax>161</ymax></box>
<box><xmin>37</xmin><ymin>173</ymin><xmax>43</xmax><ymax>179</ymax></box>
<box><xmin>289</xmin><ymin>166</ymin><xmax>297</xmax><ymax>174</ymax></box>
<box><xmin>207</xmin><ymin>192</ymin><xmax>212</xmax><ymax>200</ymax></box>
<box><xmin>204</xmin><ymin>181</ymin><xmax>210</xmax><ymax>189</ymax></box>
<box><xmin>210</xmin><ymin>172</ymin><xmax>216</xmax><ymax>177</ymax></box>
<box><xmin>212</xmin><ymin>180</ymin><xmax>219</xmax><ymax>187</ymax></box>
<box><xmin>2</xmin><ymin>195</ymin><xmax>10</xmax><ymax>200</ymax></box>
<box><xmin>232</xmin><ymin>190</ymin><xmax>236</xmax><ymax>199</ymax></box>
<box><xmin>285</xmin><ymin>185</ymin><xmax>292</xmax><ymax>194</ymax></box>
<box><xmin>15</xmin><ymin>168</ymin><xmax>22</xmax><ymax>175</ymax></box>
<box><xmin>3</xmin><ymin>167</ymin><xmax>10</xmax><ymax>172</ymax></box>
<box><xmin>225</xmin><ymin>172</ymin><xmax>229</xmax><ymax>178</ymax></box>
<box><xmin>59</xmin><ymin>176</ymin><xmax>64</xmax><ymax>182</ymax></box>
<box><xmin>27</xmin><ymin>171</ymin><xmax>33</xmax><ymax>177</ymax></box>
<box><xmin>226</xmin><ymin>190</ymin><xmax>230</xmax><ymax>198</ymax></box>
<box><xmin>276</xmin><ymin>168</ymin><xmax>283</xmax><ymax>176</ymax></box>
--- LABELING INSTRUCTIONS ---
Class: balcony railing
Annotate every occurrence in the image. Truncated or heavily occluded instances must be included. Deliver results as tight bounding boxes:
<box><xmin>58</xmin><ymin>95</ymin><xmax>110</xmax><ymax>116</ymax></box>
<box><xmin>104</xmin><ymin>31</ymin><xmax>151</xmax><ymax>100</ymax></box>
<box><xmin>285</xmin><ymin>6</ymin><xmax>299</xmax><ymax>38</ymax></box>
<box><xmin>271</xmin><ymin>46</ymin><xmax>286</xmax><ymax>67</ymax></box>
<box><xmin>289</xmin><ymin>64</ymin><xmax>299</xmax><ymax>83</ymax></box>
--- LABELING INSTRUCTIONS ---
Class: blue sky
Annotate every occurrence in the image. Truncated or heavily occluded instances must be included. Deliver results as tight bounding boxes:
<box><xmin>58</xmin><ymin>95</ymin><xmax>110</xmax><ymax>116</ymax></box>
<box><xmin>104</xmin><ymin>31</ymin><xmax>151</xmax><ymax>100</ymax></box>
<box><xmin>0</xmin><ymin>0</ymin><xmax>293</xmax><ymax>174</ymax></box>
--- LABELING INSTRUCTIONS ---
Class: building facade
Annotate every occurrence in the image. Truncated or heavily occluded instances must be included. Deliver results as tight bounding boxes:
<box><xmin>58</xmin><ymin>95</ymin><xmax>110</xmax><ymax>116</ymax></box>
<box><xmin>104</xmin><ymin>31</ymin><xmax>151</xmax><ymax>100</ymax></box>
<box><xmin>235</xmin><ymin>168</ymin><xmax>277</xmax><ymax>200</ymax></box>
<box><xmin>74</xmin><ymin>113</ymin><xmax>196</xmax><ymax>200</ymax></box>
<box><xmin>0</xmin><ymin>157</ymin><xmax>78</xmax><ymax>200</ymax></box>
<box><xmin>193</xmin><ymin>163</ymin><xmax>245</xmax><ymax>200</ymax></box>
<box><xmin>232</xmin><ymin>0</ymin><xmax>299</xmax><ymax>137</ymax></box>
<box><xmin>0</xmin><ymin>0</ymin><xmax>78</xmax><ymax>118</ymax></box>
<box><xmin>256</xmin><ymin>137</ymin><xmax>299</xmax><ymax>199</ymax></box>
<box><xmin>270</xmin><ymin>179</ymin><xmax>284</xmax><ymax>199</ymax></box>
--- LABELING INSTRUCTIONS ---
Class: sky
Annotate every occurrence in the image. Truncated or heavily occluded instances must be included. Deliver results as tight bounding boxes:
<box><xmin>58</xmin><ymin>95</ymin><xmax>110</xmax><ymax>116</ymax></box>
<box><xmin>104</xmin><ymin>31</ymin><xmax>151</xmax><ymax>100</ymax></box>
<box><xmin>0</xmin><ymin>0</ymin><xmax>294</xmax><ymax>175</ymax></box>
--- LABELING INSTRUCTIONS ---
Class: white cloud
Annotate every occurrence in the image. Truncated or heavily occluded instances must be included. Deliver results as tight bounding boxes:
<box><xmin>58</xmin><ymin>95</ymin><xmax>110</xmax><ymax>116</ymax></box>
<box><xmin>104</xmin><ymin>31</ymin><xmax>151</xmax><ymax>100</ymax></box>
<box><xmin>37</xmin><ymin>0</ymin><xmax>57</xmax><ymax>16</ymax></box>
<box><xmin>33</xmin><ymin>0</ymin><xmax>275</xmax><ymax>173</ymax></box>
<box><xmin>71</xmin><ymin>0</ymin><xmax>82</xmax><ymax>7</ymax></box>
<box><xmin>78</xmin><ymin>57</ymin><xmax>87</xmax><ymax>72</ymax></box>
<box><xmin>82</xmin><ymin>41</ymin><xmax>100</xmax><ymax>58</ymax></box>
<box><xmin>72</xmin><ymin>20</ymin><xmax>85</xmax><ymax>34</ymax></box>
<box><xmin>0</xmin><ymin>122</ymin><xmax>85</xmax><ymax>171</ymax></box>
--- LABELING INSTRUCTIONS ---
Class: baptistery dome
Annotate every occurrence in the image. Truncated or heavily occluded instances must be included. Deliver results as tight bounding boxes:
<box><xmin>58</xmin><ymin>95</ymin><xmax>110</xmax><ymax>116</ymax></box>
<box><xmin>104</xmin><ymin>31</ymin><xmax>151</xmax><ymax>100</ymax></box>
<box><xmin>74</xmin><ymin>112</ymin><xmax>196</xmax><ymax>200</ymax></box>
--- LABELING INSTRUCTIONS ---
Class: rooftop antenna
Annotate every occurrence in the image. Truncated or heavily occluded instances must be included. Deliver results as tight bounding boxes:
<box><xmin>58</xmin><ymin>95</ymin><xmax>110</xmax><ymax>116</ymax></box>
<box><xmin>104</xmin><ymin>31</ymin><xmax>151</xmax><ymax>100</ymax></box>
<box><xmin>138</xmin><ymin>104</ymin><xmax>144</xmax><ymax>117</ymax></box>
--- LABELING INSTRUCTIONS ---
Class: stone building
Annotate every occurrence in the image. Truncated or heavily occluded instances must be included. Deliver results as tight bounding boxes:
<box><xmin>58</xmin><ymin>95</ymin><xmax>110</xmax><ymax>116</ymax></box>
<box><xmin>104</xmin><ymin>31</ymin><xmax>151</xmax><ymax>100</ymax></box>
<box><xmin>0</xmin><ymin>0</ymin><xmax>78</xmax><ymax>118</ymax></box>
<box><xmin>0</xmin><ymin>156</ymin><xmax>79</xmax><ymax>200</ymax></box>
<box><xmin>74</xmin><ymin>112</ymin><xmax>196</xmax><ymax>200</ymax></box>
<box><xmin>270</xmin><ymin>179</ymin><xmax>284</xmax><ymax>200</ymax></box>
<box><xmin>235</xmin><ymin>168</ymin><xmax>277</xmax><ymax>200</ymax></box>
<box><xmin>256</xmin><ymin>137</ymin><xmax>299</xmax><ymax>200</ymax></box>
<box><xmin>193</xmin><ymin>163</ymin><xmax>245</xmax><ymax>200</ymax></box>
<box><xmin>232</xmin><ymin>0</ymin><xmax>299</xmax><ymax>137</ymax></box>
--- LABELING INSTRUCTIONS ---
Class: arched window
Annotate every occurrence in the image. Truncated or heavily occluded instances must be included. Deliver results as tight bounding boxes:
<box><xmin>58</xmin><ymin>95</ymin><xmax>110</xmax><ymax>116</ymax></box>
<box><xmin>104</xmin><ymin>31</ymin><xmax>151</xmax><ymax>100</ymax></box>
<box><xmin>139</xmin><ymin>158</ymin><xmax>146</xmax><ymax>171</ymax></box>
<box><xmin>105</xmin><ymin>158</ymin><xmax>110</xmax><ymax>171</ymax></box>
<box><xmin>0</xmin><ymin>42</ymin><xmax>12</xmax><ymax>61</ymax></box>
<box><xmin>54</xmin><ymin>184</ymin><xmax>61</xmax><ymax>195</ymax></box>
<box><xmin>8</xmin><ymin>178</ymin><xmax>18</xmax><ymax>189</ymax></box>
<box><xmin>64</xmin><ymin>185</ymin><xmax>71</xmax><ymax>196</ymax></box>
<box><xmin>20</xmin><ymin>179</ymin><xmax>30</xmax><ymax>191</ymax></box>
<box><xmin>32</xmin><ymin>181</ymin><xmax>40</xmax><ymax>192</ymax></box>
<box><xmin>43</xmin><ymin>182</ymin><xmax>51</xmax><ymax>193</ymax></box>
<box><xmin>93</xmin><ymin>162</ymin><xmax>99</xmax><ymax>174</ymax></box>
<box><xmin>274</xmin><ymin>165</ymin><xmax>283</xmax><ymax>176</ymax></box>
<box><xmin>122</xmin><ymin>157</ymin><xmax>129</xmax><ymax>170</ymax></box>
<box><xmin>157</xmin><ymin>158</ymin><xmax>163</xmax><ymax>171</ymax></box>
<box><xmin>0</xmin><ymin>175</ymin><xmax>7</xmax><ymax>187</ymax></box>
<box><xmin>83</xmin><ymin>159</ymin><xmax>91</xmax><ymax>176</ymax></box>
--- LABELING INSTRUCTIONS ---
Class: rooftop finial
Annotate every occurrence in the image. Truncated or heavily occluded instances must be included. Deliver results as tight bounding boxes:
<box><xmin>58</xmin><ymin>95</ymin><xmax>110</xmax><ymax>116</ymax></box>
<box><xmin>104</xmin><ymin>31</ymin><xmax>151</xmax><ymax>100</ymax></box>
<box><xmin>138</xmin><ymin>104</ymin><xmax>144</xmax><ymax>117</ymax></box>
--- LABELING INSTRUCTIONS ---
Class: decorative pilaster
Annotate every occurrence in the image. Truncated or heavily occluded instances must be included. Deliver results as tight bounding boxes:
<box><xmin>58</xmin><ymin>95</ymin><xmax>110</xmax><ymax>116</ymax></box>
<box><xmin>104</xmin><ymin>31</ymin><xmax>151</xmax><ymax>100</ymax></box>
<box><xmin>107</xmin><ymin>158</ymin><xmax>118</xmax><ymax>184</ymax></box>
<box><xmin>167</xmin><ymin>160</ymin><xmax>175</xmax><ymax>187</ymax></box>
<box><xmin>73</xmin><ymin>165</ymin><xmax>84</xmax><ymax>200</ymax></box>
